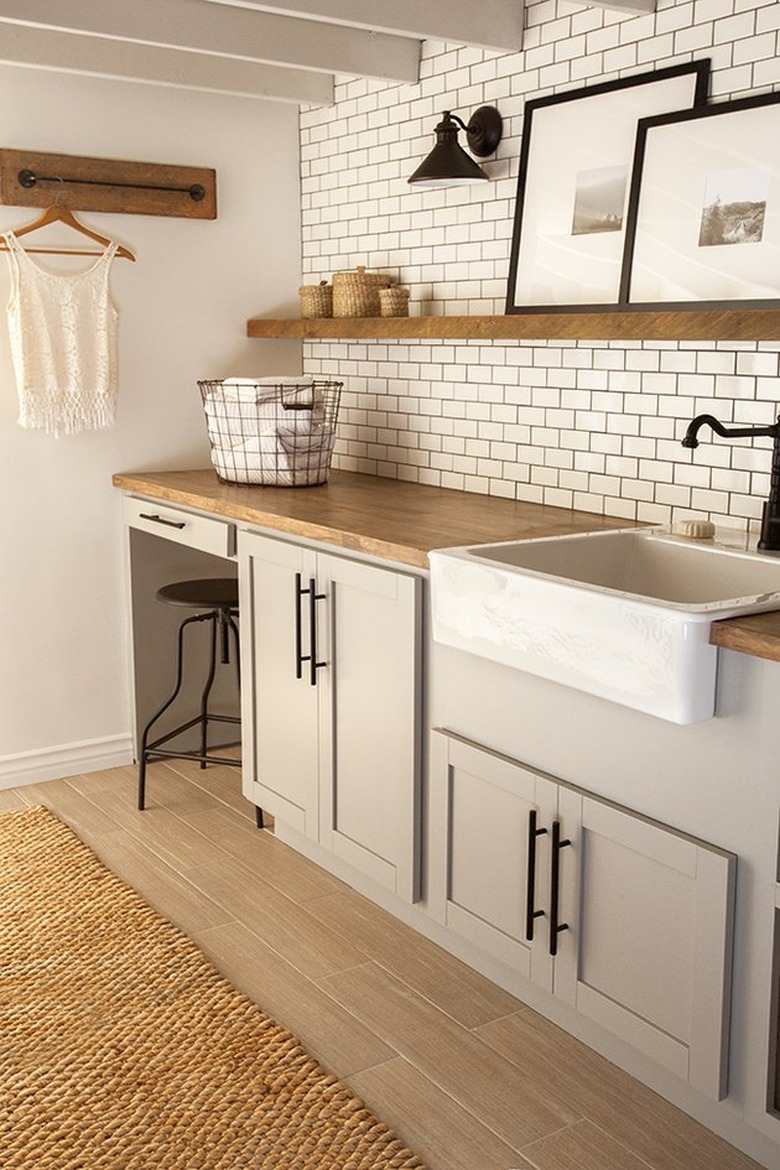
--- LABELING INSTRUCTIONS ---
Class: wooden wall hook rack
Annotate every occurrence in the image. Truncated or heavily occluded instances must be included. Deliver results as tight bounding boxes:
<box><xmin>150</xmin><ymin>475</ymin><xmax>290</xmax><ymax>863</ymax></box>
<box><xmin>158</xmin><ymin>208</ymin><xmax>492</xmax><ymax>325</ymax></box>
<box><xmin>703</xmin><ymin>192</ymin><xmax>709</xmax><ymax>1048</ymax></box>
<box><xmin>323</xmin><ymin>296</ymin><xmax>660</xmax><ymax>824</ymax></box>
<box><xmin>0</xmin><ymin>149</ymin><xmax>216</xmax><ymax>219</ymax></box>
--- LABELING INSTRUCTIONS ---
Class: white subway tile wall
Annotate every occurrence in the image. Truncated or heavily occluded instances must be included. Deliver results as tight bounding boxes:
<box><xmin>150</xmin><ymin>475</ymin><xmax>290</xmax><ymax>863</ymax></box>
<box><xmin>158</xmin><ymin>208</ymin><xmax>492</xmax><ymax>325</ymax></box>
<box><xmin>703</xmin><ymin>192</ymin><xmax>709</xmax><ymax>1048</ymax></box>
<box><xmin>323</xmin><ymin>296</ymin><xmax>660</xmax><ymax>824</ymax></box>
<box><xmin>299</xmin><ymin>0</ymin><xmax>780</xmax><ymax>532</ymax></box>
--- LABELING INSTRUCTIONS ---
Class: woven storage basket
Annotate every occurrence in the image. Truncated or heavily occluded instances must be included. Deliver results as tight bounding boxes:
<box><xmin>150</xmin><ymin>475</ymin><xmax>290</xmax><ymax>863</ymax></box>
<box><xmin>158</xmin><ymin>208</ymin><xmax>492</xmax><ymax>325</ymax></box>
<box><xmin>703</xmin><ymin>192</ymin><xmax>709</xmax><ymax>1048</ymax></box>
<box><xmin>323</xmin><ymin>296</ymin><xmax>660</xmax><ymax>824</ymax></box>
<box><xmin>199</xmin><ymin>378</ymin><xmax>342</xmax><ymax>487</ymax></box>
<box><xmin>379</xmin><ymin>286</ymin><xmax>410</xmax><ymax>317</ymax></box>
<box><xmin>332</xmin><ymin>266</ymin><xmax>392</xmax><ymax>317</ymax></box>
<box><xmin>299</xmin><ymin>281</ymin><xmax>333</xmax><ymax>319</ymax></box>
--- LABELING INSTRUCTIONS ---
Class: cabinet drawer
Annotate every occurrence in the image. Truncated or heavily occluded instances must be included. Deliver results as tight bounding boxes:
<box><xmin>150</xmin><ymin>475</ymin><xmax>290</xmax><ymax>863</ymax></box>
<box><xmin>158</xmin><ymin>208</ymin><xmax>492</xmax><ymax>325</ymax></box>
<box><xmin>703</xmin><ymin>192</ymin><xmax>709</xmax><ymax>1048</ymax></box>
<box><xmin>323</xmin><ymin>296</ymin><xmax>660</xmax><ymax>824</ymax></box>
<box><xmin>123</xmin><ymin>496</ymin><xmax>235</xmax><ymax>558</ymax></box>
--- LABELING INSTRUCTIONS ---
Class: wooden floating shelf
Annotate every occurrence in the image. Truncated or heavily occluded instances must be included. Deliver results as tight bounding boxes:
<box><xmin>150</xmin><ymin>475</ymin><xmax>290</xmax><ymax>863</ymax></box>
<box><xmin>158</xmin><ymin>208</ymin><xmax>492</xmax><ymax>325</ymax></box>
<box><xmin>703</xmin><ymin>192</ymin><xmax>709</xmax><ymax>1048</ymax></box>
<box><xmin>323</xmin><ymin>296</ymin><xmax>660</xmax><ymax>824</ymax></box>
<box><xmin>247</xmin><ymin>309</ymin><xmax>780</xmax><ymax>343</ymax></box>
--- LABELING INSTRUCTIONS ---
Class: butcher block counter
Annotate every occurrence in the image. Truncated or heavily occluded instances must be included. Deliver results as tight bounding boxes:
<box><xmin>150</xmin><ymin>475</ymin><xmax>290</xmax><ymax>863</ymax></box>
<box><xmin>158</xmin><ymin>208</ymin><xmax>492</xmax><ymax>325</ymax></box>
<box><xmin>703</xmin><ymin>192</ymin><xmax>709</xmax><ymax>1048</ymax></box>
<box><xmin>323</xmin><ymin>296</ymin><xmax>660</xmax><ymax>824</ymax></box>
<box><xmin>112</xmin><ymin>468</ymin><xmax>633</xmax><ymax>568</ymax></box>
<box><xmin>112</xmin><ymin>467</ymin><xmax>780</xmax><ymax>662</ymax></box>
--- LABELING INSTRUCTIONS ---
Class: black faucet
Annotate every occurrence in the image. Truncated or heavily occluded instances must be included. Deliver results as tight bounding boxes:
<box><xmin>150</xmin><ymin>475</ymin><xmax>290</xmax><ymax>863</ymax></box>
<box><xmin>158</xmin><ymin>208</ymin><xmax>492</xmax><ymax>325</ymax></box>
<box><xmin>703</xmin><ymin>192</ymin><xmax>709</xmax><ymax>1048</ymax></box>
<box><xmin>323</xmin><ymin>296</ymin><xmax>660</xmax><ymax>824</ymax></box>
<box><xmin>681</xmin><ymin>413</ymin><xmax>780</xmax><ymax>551</ymax></box>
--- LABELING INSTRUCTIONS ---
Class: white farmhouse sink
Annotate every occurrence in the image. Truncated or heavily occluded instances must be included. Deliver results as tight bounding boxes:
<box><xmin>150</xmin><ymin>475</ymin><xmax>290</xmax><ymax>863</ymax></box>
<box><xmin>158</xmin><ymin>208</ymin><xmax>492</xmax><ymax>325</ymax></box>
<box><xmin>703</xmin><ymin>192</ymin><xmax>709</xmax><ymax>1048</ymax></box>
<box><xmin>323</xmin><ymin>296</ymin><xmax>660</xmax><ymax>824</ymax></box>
<box><xmin>429</xmin><ymin>527</ymin><xmax>780</xmax><ymax>724</ymax></box>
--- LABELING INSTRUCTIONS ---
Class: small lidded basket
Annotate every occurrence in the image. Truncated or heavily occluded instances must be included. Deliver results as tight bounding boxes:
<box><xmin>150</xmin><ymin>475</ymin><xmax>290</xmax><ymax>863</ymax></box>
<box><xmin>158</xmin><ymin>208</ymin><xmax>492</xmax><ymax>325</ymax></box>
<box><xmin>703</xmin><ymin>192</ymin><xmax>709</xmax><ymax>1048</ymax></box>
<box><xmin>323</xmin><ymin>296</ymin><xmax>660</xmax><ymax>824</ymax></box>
<box><xmin>379</xmin><ymin>286</ymin><xmax>410</xmax><ymax>317</ymax></box>
<box><xmin>332</xmin><ymin>265</ymin><xmax>392</xmax><ymax>317</ymax></box>
<box><xmin>299</xmin><ymin>280</ymin><xmax>333</xmax><ymax>319</ymax></box>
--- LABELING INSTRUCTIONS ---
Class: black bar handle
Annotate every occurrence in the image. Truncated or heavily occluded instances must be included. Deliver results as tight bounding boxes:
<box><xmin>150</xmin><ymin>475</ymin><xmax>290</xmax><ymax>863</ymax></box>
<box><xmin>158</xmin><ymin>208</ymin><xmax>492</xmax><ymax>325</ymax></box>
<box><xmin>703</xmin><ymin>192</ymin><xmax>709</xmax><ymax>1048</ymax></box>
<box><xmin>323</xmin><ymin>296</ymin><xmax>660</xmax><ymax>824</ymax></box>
<box><xmin>308</xmin><ymin>576</ymin><xmax>317</xmax><ymax>685</ymax></box>
<box><xmin>308</xmin><ymin>578</ymin><xmax>327</xmax><ymax>686</ymax></box>
<box><xmin>139</xmin><ymin>512</ymin><xmax>186</xmax><ymax>530</ymax></box>
<box><xmin>525</xmin><ymin>809</ymin><xmax>547</xmax><ymax>941</ymax></box>
<box><xmin>294</xmin><ymin>572</ymin><xmax>307</xmax><ymax>680</ymax></box>
<box><xmin>549</xmin><ymin>820</ymin><xmax>571</xmax><ymax>957</ymax></box>
<box><xmin>18</xmin><ymin>168</ymin><xmax>205</xmax><ymax>201</ymax></box>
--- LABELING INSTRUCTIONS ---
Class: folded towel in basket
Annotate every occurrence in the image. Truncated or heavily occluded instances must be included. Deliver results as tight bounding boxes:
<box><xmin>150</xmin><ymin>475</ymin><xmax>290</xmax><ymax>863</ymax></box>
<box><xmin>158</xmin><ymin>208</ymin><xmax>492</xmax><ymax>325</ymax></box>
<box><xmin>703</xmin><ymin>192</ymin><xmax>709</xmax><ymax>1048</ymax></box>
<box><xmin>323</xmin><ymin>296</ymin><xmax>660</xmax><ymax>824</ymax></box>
<box><xmin>204</xmin><ymin>381</ymin><xmax>324</xmax><ymax>442</ymax></box>
<box><xmin>278</xmin><ymin>423</ymin><xmax>335</xmax><ymax>459</ymax></box>
<box><xmin>204</xmin><ymin>398</ymin><xmax>277</xmax><ymax>438</ymax></box>
<box><xmin>212</xmin><ymin>429</ymin><xmax>333</xmax><ymax>486</ymax></box>
<box><xmin>220</xmin><ymin>376</ymin><xmax>315</xmax><ymax>400</ymax></box>
<box><xmin>224</xmin><ymin>376</ymin><xmax>314</xmax><ymax>385</ymax></box>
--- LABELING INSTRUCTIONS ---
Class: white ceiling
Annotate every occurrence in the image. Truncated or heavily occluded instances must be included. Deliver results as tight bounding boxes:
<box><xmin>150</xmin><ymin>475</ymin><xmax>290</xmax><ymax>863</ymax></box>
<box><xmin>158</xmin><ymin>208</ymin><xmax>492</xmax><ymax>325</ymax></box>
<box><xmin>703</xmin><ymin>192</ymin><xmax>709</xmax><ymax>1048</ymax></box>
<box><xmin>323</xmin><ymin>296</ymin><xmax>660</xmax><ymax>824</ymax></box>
<box><xmin>0</xmin><ymin>0</ymin><xmax>655</xmax><ymax>106</ymax></box>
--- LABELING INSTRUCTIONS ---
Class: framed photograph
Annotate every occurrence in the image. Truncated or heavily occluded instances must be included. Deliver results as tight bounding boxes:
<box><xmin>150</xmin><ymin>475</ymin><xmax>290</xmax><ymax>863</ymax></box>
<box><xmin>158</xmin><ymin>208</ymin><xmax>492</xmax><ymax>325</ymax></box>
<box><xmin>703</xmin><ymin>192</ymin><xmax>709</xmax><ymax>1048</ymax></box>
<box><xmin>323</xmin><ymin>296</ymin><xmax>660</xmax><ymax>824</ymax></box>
<box><xmin>505</xmin><ymin>61</ymin><xmax>710</xmax><ymax>313</ymax></box>
<box><xmin>621</xmin><ymin>91</ymin><xmax>780</xmax><ymax>307</ymax></box>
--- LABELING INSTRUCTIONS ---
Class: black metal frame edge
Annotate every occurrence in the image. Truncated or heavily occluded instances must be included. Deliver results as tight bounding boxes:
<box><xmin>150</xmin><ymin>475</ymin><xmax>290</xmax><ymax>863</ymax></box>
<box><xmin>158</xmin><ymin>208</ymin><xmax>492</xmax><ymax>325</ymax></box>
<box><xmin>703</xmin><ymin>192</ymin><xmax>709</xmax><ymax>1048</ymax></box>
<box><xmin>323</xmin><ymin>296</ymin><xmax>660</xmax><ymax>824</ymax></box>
<box><xmin>504</xmin><ymin>59</ymin><xmax>711</xmax><ymax>316</ymax></box>
<box><xmin>619</xmin><ymin>87</ymin><xmax>780</xmax><ymax>308</ymax></box>
<box><xmin>501</xmin><ymin>298</ymin><xmax>780</xmax><ymax>316</ymax></box>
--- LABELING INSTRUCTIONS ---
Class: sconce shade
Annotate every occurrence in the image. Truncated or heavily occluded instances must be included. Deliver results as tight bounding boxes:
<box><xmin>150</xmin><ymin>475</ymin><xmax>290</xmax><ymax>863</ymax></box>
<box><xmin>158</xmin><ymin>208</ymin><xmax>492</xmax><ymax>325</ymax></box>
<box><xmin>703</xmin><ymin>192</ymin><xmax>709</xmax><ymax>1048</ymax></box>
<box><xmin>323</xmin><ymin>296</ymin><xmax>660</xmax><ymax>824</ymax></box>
<box><xmin>408</xmin><ymin>106</ymin><xmax>502</xmax><ymax>188</ymax></box>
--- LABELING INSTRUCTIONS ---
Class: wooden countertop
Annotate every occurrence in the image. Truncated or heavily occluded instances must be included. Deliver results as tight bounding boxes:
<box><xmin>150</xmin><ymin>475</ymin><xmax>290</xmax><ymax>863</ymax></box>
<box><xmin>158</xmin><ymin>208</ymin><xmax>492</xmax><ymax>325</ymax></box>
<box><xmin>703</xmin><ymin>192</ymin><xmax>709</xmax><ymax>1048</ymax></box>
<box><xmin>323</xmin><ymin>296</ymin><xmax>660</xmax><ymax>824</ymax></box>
<box><xmin>112</xmin><ymin>468</ymin><xmax>633</xmax><ymax>569</ymax></box>
<box><xmin>709</xmin><ymin>609</ymin><xmax>780</xmax><ymax>662</ymax></box>
<box><xmin>112</xmin><ymin>467</ymin><xmax>780</xmax><ymax>664</ymax></box>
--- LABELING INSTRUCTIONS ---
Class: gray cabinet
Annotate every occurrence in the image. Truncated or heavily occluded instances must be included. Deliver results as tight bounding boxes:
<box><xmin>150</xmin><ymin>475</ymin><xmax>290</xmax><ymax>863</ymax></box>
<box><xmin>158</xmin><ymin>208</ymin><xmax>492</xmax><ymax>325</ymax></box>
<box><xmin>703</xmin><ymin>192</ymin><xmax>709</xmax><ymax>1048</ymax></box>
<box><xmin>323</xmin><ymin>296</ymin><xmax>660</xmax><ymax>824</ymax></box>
<box><xmin>429</xmin><ymin>729</ymin><xmax>735</xmax><ymax>1100</ymax></box>
<box><xmin>239</xmin><ymin>530</ymin><xmax>422</xmax><ymax>902</ymax></box>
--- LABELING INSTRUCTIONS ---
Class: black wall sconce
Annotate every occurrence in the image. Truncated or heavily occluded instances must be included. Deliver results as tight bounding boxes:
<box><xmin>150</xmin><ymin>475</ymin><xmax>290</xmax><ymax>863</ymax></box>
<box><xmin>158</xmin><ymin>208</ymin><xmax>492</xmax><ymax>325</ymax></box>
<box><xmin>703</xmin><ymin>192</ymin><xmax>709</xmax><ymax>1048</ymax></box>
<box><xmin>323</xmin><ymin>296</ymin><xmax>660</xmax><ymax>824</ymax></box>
<box><xmin>408</xmin><ymin>106</ymin><xmax>503</xmax><ymax>187</ymax></box>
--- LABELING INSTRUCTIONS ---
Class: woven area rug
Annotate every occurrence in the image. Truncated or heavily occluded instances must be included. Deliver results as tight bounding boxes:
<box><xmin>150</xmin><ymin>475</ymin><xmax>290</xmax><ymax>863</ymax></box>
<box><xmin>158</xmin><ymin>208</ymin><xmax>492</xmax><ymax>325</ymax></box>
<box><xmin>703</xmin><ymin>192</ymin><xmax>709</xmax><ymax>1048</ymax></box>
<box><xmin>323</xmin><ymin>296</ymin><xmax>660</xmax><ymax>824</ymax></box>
<box><xmin>0</xmin><ymin>806</ymin><xmax>427</xmax><ymax>1169</ymax></box>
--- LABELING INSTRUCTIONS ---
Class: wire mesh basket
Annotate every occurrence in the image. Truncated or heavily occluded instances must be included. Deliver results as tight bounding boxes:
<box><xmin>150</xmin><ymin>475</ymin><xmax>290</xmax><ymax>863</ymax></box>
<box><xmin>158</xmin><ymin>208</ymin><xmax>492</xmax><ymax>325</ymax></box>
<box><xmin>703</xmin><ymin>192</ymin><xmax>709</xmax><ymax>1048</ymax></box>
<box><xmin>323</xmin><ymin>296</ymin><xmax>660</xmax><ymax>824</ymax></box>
<box><xmin>198</xmin><ymin>378</ymin><xmax>342</xmax><ymax>487</ymax></box>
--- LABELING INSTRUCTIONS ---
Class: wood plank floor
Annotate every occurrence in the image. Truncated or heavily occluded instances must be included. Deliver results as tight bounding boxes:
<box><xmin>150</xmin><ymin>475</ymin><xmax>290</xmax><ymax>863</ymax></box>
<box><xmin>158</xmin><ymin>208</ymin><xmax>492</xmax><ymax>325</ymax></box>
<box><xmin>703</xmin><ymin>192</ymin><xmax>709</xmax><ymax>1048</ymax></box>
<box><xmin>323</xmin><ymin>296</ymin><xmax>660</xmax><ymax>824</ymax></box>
<box><xmin>1</xmin><ymin>760</ymin><xmax>765</xmax><ymax>1170</ymax></box>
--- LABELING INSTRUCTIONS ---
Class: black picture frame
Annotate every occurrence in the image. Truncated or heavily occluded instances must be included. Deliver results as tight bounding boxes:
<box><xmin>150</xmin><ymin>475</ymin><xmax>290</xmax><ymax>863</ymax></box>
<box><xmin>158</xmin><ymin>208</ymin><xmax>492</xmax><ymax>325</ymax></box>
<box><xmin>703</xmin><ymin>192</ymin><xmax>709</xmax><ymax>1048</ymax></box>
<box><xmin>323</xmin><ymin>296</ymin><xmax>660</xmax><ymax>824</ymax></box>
<box><xmin>505</xmin><ymin>60</ymin><xmax>710</xmax><ymax>315</ymax></box>
<box><xmin>621</xmin><ymin>89</ymin><xmax>780</xmax><ymax>309</ymax></box>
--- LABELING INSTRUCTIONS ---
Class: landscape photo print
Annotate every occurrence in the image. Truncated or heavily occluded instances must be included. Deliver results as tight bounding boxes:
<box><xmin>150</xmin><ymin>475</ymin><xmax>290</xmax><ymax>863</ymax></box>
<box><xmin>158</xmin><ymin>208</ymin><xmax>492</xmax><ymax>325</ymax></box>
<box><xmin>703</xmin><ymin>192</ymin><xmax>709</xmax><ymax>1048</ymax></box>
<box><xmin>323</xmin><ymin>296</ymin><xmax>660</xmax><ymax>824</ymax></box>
<box><xmin>698</xmin><ymin>168</ymin><xmax>767</xmax><ymax>248</ymax></box>
<box><xmin>622</xmin><ymin>90</ymin><xmax>780</xmax><ymax>305</ymax></box>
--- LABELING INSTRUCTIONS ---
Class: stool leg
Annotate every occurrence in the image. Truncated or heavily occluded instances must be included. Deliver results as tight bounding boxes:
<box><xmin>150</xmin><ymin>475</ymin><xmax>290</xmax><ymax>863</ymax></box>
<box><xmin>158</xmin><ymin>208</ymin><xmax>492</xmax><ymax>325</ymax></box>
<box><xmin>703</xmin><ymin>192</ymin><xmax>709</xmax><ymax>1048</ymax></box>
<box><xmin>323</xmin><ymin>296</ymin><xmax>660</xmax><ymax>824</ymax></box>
<box><xmin>219</xmin><ymin>605</ymin><xmax>232</xmax><ymax>665</ymax></box>
<box><xmin>138</xmin><ymin>754</ymin><xmax>148</xmax><ymax>812</ymax></box>
<box><xmin>198</xmin><ymin>613</ymin><xmax>219</xmax><ymax>769</ymax></box>
<box><xmin>138</xmin><ymin>599</ymin><xmax>245</xmax><ymax>814</ymax></box>
<box><xmin>138</xmin><ymin>612</ymin><xmax>205</xmax><ymax>810</ymax></box>
<box><xmin>228</xmin><ymin>612</ymin><xmax>241</xmax><ymax>691</ymax></box>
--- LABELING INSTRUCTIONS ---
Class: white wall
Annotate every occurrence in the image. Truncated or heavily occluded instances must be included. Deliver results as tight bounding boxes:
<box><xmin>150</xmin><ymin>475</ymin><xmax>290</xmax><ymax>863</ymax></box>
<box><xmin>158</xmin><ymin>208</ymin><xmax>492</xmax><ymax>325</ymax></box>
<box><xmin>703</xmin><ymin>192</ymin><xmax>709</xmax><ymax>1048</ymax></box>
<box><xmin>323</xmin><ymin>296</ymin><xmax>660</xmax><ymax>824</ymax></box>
<box><xmin>0</xmin><ymin>65</ymin><xmax>301</xmax><ymax>782</ymax></box>
<box><xmin>300</xmin><ymin>0</ymin><xmax>780</xmax><ymax>534</ymax></box>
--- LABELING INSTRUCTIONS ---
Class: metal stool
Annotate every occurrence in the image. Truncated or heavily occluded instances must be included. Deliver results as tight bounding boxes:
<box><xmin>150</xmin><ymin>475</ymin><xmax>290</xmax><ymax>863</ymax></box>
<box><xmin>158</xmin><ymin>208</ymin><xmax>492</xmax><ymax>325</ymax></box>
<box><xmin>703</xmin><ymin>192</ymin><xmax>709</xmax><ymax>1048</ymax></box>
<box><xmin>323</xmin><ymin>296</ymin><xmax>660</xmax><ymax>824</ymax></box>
<box><xmin>137</xmin><ymin>577</ymin><xmax>263</xmax><ymax>827</ymax></box>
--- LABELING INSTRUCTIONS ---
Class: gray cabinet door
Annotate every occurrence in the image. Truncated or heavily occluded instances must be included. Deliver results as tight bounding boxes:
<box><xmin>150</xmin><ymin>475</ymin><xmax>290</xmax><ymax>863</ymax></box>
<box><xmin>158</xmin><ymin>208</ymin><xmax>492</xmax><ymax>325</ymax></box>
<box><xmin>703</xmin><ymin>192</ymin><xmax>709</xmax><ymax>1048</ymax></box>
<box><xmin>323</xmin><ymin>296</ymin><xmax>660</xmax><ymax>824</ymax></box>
<box><xmin>318</xmin><ymin>551</ymin><xmax>422</xmax><ymax>902</ymax></box>
<box><xmin>428</xmin><ymin>731</ymin><xmax>557</xmax><ymax>990</ymax></box>
<box><xmin>554</xmin><ymin>784</ymin><xmax>735</xmax><ymax>1101</ymax></box>
<box><xmin>430</xmin><ymin>730</ymin><xmax>735</xmax><ymax>1101</ymax></box>
<box><xmin>240</xmin><ymin>532</ymin><xmax>422</xmax><ymax>901</ymax></box>
<box><xmin>239</xmin><ymin>531</ymin><xmax>319</xmax><ymax>837</ymax></box>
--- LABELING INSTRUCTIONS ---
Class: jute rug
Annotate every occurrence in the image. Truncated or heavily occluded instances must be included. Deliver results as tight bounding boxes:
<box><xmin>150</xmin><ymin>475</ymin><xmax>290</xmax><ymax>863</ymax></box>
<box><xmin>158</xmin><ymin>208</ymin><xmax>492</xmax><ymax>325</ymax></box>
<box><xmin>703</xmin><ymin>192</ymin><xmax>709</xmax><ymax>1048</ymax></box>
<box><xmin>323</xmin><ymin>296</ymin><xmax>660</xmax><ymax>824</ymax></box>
<box><xmin>0</xmin><ymin>806</ymin><xmax>427</xmax><ymax>1169</ymax></box>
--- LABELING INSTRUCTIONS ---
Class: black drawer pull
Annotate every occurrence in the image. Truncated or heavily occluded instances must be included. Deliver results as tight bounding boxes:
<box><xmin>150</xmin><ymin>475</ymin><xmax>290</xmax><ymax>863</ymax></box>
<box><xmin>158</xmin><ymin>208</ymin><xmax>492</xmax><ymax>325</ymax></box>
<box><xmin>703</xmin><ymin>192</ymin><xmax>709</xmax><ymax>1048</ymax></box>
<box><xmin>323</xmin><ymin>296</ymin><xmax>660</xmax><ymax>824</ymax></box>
<box><xmin>308</xmin><ymin>577</ymin><xmax>327</xmax><ymax>686</ymax></box>
<box><xmin>549</xmin><ymin>819</ymin><xmax>571</xmax><ymax>957</ymax></box>
<box><xmin>139</xmin><ymin>512</ymin><xmax>186</xmax><ymax>530</ymax></box>
<box><xmin>295</xmin><ymin>572</ymin><xmax>306</xmax><ymax>680</ymax></box>
<box><xmin>525</xmin><ymin>809</ymin><xmax>547</xmax><ymax>941</ymax></box>
<box><xmin>295</xmin><ymin>573</ymin><xmax>326</xmax><ymax>685</ymax></box>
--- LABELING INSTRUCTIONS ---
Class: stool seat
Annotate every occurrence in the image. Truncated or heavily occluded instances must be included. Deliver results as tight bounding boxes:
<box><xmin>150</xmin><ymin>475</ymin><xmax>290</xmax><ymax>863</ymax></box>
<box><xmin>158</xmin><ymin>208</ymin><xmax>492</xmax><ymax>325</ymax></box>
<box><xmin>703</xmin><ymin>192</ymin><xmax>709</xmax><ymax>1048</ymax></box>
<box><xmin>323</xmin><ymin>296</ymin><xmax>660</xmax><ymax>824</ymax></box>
<box><xmin>157</xmin><ymin>578</ymin><xmax>238</xmax><ymax>609</ymax></box>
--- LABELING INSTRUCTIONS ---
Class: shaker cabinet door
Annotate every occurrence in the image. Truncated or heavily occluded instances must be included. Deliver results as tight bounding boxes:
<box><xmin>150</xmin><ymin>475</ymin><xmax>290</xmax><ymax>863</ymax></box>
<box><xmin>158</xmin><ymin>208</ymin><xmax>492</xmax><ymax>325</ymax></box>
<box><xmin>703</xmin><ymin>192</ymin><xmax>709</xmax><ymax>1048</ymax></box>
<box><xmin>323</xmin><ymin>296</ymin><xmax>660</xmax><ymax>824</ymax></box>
<box><xmin>318</xmin><ymin>552</ymin><xmax>422</xmax><ymax>902</ymax></box>
<box><xmin>239</xmin><ymin>531</ymin><xmax>422</xmax><ymax>900</ymax></box>
<box><xmin>428</xmin><ymin>731</ymin><xmax>557</xmax><ymax>991</ymax></box>
<box><xmin>554</xmin><ymin>786</ymin><xmax>735</xmax><ymax>1101</ymax></box>
<box><xmin>239</xmin><ymin>532</ymin><xmax>319</xmax><ymax>837</ymax></box>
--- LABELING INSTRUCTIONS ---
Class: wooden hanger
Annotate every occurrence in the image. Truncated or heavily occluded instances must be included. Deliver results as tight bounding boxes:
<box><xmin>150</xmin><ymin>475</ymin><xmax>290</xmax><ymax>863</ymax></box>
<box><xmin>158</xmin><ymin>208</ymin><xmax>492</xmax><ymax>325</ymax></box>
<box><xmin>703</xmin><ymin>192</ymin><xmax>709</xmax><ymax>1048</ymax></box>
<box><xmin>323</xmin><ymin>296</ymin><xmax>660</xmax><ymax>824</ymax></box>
<box><xmin>0</xmin><ymin>204</ymin><xmax>135</xmax><ymax>260</ymax></box>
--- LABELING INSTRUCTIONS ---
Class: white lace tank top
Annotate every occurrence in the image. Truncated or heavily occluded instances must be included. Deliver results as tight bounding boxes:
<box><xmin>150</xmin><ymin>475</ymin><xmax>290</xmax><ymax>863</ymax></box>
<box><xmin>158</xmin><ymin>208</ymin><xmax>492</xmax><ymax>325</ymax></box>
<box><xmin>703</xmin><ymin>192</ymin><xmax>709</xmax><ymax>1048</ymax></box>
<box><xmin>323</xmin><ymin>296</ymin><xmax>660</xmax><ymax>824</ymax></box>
<box><xmin>3</xmin><ymin>231</ymin><xmax>119</xmax><ymax>436</ymax></box>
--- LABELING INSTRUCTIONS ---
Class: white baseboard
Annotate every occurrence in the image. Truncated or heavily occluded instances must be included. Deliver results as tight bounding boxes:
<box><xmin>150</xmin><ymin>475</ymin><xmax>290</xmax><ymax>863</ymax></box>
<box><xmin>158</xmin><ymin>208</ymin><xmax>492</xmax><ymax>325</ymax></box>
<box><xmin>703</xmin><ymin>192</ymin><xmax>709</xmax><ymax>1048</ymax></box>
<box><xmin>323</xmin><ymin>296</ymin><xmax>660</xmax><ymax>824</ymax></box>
<box><xmin>0</xmin><ymin>735</ymin><xmax>134</xmax><ymax>789</ymax></box>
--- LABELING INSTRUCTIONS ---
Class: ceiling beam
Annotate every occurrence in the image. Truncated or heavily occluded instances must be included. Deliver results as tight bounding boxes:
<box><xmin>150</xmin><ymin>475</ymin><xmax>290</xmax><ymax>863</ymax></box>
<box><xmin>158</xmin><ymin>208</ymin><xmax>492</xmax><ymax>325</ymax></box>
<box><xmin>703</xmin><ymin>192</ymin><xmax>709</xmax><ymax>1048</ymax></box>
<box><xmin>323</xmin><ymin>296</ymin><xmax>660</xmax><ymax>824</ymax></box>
<box><xmin>205</xmin><ymin>0</ymin><xmax>524</xmax><ymax>53</ymax></box>
<box><xmin>0</xmin><ymin>0</ymin><xmax>421</xmax><ymax>83</ymax></box>
<box><xmin>0</xmin><ymin>22</ymin><xmax>334</xmax><ymax>104</ymax></box>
